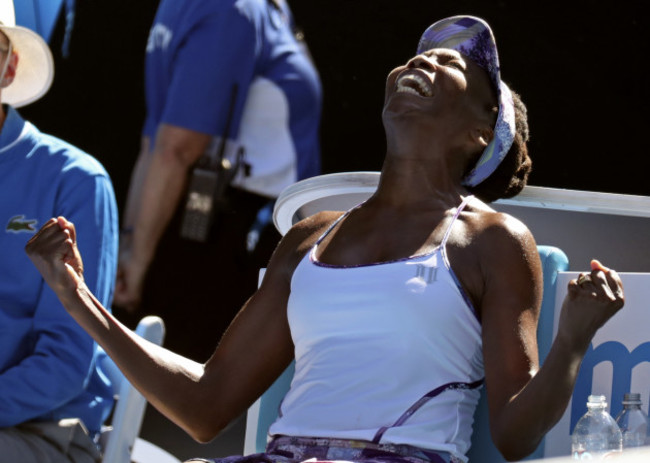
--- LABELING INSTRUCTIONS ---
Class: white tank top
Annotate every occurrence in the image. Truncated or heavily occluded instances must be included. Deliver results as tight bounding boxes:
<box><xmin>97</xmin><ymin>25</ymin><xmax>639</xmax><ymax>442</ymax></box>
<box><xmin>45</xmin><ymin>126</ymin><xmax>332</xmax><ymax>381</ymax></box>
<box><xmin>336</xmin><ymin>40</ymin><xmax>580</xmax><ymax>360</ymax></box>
<box><xmin>269</xmin><ymin>197</ymin><xmax>484</xmax><ymax>461</ymax></box>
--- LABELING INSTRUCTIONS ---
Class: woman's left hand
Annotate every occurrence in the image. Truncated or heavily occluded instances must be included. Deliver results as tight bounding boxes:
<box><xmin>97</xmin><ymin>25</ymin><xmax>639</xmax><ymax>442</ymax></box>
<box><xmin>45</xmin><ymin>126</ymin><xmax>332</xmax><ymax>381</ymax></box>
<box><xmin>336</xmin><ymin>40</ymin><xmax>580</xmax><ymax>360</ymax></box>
<box><xmin>25</xmin><ymin>217</ymin><xmax>85</xmax><ymax>297</ymax></box>
<box><xmin>557</xmin><ymin>259</ymin><xmax>625</xmax><ymax>350</ymax></box>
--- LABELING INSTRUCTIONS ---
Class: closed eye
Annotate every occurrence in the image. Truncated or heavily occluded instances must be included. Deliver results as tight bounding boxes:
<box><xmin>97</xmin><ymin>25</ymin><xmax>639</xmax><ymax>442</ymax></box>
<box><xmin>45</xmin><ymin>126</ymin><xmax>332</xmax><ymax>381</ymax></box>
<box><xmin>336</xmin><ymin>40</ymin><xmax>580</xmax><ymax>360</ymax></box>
<box><xmin>445</xmin><ymin>60</ymin><xmax>466</xmax><ymax>71</ymax></box>
<box><xmin>422</xmin><ymin>49</ymin><xmax>467</xmax><ymax>71</ymax></box>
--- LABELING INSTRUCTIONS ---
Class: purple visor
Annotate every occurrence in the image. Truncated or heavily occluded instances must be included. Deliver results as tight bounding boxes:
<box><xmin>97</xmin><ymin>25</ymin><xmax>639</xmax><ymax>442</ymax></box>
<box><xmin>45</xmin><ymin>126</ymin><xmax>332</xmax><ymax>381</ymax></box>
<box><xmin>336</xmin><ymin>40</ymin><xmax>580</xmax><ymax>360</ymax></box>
<box><xmin>417</xmin><ymin>16</ymin><xmax>516</xmax><ymax>187</ymax></box>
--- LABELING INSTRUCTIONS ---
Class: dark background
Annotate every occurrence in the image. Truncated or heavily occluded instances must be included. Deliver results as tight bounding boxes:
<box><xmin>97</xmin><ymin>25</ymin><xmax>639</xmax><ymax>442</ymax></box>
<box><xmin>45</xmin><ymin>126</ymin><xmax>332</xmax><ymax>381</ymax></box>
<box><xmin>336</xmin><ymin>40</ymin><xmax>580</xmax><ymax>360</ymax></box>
<box><xmin>20</xmin><ymin>0</ymin><xmax>650</xmax><ymax>216</ymax></box>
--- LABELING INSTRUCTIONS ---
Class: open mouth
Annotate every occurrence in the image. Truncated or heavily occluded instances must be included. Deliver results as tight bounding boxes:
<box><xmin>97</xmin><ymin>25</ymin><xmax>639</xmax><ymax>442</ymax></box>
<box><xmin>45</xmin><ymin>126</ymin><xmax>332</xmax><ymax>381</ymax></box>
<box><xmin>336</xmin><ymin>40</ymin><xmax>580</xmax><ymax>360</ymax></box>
<box><xmin>396</xmin><ymin>73</ymin><xmax>433</xmax><ymax>97</ymax></box>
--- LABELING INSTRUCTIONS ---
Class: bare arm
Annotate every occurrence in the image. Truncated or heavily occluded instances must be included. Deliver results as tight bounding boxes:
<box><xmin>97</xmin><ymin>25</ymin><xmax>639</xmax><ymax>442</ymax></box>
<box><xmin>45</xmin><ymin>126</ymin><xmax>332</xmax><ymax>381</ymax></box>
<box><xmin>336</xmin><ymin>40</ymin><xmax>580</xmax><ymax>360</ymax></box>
<box><xmin>26</xmin><ymin>215</ymin><xmax>323</xmax><ymax>442</ymax></box>
<box><xmin>478</xmin><ymin>215</ymin><xmax>624</xmax><ymax>461</ymax></box>
<box><xmin>114</xmin><ymin>136</ymin><xmax>150</xmax><ymax>309</ymax></box>
<box><xmin>114</xmin><ymin>125</ymin><xmax>211</xmax><ymax>310</ymax></box>
<box><xmin>120</xmin><ymin>136</ymin><xmax>151</xmax><ymax>232</ymax></box>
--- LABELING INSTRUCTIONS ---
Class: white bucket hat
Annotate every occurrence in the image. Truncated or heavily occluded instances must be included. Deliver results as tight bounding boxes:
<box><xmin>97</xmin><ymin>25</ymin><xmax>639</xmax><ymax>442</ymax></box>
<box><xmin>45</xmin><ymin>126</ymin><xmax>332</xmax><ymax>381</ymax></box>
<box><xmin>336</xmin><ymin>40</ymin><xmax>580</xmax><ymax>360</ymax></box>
<box><xmin>0</xmin><ymin>0</ymin><xmax>54</xmax><ymax>107</ymax></box>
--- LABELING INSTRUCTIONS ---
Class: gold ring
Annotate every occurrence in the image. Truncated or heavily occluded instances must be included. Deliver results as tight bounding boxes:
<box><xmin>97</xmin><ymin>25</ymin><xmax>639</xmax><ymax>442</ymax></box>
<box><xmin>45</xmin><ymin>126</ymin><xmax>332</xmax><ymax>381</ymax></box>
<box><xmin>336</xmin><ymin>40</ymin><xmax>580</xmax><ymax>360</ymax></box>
<box><xmin>577</xmin><ymin>274</ymin><xmax>590</xmax><ymax>285</ymax></box>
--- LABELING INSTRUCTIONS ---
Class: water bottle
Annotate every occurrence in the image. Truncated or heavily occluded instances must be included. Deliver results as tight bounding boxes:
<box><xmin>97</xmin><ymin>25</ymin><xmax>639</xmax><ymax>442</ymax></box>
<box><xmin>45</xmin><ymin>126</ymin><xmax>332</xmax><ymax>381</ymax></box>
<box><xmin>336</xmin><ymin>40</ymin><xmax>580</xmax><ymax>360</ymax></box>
<box><xmin>615</xmin><ymin>393</ymin><xmax>650</xmax><ymax>449</ymax></box>
<box><xmin>571</xmin><ymin>395</ymin><xmax>622</xmax><ymax>460</ymax></box>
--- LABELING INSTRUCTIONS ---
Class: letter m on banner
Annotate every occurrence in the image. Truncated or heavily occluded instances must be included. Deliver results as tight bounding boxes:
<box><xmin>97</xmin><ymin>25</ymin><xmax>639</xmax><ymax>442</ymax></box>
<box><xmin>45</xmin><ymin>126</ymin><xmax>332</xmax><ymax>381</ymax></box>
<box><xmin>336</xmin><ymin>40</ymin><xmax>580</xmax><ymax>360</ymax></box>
<box><xmin>572</xmin><ymin>341</ymin><xmax>650</xmax><ymax>429</ymax></box>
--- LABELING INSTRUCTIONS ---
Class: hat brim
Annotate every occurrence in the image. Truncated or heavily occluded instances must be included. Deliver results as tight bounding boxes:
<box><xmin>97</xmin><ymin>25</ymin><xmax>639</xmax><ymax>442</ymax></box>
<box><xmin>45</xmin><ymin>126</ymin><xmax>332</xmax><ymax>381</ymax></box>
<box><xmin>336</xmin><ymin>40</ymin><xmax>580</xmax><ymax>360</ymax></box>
<box><xmin>417</xmin><ymin>16</ymin><xmax>516</xmax><ymax>187</ymax></box>
<box><xmin>1</xmin><ymin>24</ymin><xmax>54</xmax><ymax>108</ymax></box>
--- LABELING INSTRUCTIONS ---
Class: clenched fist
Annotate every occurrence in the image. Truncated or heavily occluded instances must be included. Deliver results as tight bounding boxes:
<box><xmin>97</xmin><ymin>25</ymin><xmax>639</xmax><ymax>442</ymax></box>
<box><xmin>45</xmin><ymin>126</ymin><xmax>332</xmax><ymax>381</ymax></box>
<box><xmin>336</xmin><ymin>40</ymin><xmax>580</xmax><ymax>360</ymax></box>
<box><xmin>558</xmin><ymin>259</ymin><xmax>625</xmax><ymax>350</ymax></box>
<box><xmin>25</xmin><ymin>217</ymin><xmax>85</xmax><ymax>296</ymax></box>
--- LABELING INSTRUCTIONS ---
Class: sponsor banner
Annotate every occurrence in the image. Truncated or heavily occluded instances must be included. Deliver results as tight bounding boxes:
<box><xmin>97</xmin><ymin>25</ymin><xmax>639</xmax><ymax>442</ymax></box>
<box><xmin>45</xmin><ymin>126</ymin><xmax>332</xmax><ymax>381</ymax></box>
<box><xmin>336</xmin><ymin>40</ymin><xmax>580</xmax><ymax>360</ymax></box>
<box><xmin>544</xmin><ymin>272</ymin><xmax>650</xmax><ymax>458</ymax></box>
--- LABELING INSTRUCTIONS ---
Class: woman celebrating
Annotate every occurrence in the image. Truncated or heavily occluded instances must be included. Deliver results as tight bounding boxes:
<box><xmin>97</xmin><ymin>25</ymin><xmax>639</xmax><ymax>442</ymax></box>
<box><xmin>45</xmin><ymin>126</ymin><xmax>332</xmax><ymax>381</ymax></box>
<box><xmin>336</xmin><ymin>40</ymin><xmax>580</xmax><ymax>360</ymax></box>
<box><xmin>26</xmin><ymin>16</ymin><xmax>624</xmax><ymax>463</ymax></box>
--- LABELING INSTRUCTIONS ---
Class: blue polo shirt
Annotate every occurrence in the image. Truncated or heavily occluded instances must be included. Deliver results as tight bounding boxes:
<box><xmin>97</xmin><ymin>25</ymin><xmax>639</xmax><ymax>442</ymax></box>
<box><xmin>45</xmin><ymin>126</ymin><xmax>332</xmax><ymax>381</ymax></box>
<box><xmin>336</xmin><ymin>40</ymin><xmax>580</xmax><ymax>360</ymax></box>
<box><xmin>143</xmin><ymin>0</ymin><xmax>322</xmax><ymax>197</ymax></box>
<box><xmin>0</xmin><ymin>106</ymin><xmax>118</xmax><ymax>434</ymax></box>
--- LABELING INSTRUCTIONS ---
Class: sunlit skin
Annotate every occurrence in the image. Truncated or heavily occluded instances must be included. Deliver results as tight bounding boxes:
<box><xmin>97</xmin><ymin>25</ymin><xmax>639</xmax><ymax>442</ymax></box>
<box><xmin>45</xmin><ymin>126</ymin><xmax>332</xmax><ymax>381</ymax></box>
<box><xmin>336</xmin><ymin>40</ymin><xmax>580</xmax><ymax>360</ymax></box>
<box><xmin>382</xmin><ymin>49</ymin><xmax>496</xmax><ymax>166</ymax></box>
<box><xmin>25</xmin><ymin>47</ymin><xmax>624</xmax><ymax>462</ymax></box>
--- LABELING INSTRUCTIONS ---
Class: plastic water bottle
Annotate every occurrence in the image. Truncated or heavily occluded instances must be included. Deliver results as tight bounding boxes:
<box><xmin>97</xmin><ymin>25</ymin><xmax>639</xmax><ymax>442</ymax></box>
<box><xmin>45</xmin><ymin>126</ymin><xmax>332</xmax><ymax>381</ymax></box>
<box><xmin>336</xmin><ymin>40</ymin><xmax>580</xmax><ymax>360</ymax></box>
<box><xmin>615</xmin><ymin>393</ymin><xmax>650</xmax><ymax>449</ymax></box>
<box><xmin>571</xmin><ymin>395</ymin><xmax>622</xmax><ymax>460</ymax></box>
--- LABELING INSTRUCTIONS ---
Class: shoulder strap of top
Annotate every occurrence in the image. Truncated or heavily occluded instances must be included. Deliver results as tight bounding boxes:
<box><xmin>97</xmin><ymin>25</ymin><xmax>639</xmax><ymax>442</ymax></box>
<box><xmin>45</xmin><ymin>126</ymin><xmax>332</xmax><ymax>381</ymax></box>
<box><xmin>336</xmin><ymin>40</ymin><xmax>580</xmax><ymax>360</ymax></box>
<box><xmin>440</xmin><ymin>195</ymin><xmax>474</xmax><ymax>249</ymax></box>
<box><xmin>313</xmin><ymin>201</ymin><xmax>364</xmax><ymax>248</ymax></box>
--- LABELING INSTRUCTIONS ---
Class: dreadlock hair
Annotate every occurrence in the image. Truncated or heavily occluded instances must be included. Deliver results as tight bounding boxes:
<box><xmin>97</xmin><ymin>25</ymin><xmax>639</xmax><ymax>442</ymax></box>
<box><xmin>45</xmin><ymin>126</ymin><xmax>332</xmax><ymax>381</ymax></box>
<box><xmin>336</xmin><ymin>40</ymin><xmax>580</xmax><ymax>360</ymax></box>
<box><xmin>467</xmin><ymin>88</ymin><xmax>532</xmax><ymax>203</ymax></box>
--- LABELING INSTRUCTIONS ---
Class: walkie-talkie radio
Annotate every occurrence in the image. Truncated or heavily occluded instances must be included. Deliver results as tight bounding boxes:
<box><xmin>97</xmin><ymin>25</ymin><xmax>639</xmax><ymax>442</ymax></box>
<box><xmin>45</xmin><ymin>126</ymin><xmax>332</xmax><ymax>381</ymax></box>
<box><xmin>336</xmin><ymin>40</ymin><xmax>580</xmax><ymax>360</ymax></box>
<box><xmin>180</xmin><ymin>85</ymin><xmax>245</xmax><ymax>242</ymax></box>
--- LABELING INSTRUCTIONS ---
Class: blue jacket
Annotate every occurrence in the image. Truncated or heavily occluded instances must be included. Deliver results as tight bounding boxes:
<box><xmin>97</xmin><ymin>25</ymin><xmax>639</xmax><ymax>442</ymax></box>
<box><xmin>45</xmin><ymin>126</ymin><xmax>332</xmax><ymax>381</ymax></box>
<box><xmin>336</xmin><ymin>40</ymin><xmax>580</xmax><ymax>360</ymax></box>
<box><xmin>0</xmin><ymin>106</ymin><xmax>118</xmax><ymax>435</ymax></box>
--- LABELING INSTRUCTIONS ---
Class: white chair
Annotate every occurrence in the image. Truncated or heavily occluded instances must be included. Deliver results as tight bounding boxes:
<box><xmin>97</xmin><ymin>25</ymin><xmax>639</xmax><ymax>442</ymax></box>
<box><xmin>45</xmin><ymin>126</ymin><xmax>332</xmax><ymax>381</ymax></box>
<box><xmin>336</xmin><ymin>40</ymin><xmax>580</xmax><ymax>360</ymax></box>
<box><xmin>98</xmin><ymin>315</ymin><xmax>181</xmax><ymax>463</ymax></box>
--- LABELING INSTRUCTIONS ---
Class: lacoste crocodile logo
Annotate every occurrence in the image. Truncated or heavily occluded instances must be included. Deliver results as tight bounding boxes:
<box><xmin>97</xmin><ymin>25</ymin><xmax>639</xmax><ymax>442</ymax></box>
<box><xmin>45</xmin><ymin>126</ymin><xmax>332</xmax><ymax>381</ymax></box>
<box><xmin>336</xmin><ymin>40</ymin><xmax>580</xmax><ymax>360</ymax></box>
<box><xmin>6</xmin><ymin>215</ymin><xmax>38</xmax><ymax>234</ymax></box>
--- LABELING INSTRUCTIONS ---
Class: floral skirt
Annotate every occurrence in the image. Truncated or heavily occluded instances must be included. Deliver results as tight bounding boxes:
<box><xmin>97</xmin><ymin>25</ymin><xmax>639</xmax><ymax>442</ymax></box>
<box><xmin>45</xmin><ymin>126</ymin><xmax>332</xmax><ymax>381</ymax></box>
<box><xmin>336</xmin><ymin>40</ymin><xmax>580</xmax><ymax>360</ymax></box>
<box><xmin>185</xmin><ymin>436</ymin><xmax>460</xmax><ymax>463</ymax></box>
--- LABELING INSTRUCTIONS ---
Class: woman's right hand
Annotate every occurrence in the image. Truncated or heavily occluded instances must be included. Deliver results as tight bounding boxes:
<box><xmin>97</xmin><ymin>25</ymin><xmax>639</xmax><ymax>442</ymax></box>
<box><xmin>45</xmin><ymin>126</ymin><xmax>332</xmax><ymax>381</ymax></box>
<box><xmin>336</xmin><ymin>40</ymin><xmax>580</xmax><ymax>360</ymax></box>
<box><xmin>25</xmin><ymin>217</ymin><xmax>85</xmax><ymax>298</ymax></box>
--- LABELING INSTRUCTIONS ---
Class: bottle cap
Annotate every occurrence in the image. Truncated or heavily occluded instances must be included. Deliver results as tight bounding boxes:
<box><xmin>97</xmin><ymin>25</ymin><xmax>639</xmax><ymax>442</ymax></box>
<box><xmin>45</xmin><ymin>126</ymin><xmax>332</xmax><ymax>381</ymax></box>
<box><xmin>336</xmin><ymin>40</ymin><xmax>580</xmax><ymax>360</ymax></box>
<box><xmin>587</xmin><ymin>395</ymin><xmax>607</xmax><ymax>408</ymax></box>
<box><xmin>622</xmin><ymin>393</ymin><xmax>642</xmax><ymax>405</ymax></box>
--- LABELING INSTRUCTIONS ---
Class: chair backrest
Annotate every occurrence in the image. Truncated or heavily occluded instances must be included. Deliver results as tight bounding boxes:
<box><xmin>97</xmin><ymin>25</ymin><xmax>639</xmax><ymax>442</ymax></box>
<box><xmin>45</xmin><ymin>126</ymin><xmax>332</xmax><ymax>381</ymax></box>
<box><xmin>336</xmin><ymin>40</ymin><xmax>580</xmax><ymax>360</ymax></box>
<box><xmin>244</xmin><ymin>361</ymin><xmax>294</xmax><ymax>455</ymax></box>
<box><xmin>98</xmin><ymin>316</ymin><xmax>166</xmax><ymax>463</ymax></box>
<box><xmin>244</xmin><ymin>245</ymin><xmax>569</xmax><ymax>461</ymax></box>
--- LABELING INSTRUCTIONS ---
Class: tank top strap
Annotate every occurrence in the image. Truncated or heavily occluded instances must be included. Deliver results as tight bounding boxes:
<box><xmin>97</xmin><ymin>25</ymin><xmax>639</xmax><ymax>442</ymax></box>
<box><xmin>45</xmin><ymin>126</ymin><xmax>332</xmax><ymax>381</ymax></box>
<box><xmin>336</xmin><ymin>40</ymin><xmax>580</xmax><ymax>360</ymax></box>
<box><xmin>313</xmin><ymin>201</ymin><xmax>364</xmax><ymax>248</ymax></box>
<box><xmin>439</xmin><ymin>195</ymin><xmax>474</xmax><ymax>249</ymax></box>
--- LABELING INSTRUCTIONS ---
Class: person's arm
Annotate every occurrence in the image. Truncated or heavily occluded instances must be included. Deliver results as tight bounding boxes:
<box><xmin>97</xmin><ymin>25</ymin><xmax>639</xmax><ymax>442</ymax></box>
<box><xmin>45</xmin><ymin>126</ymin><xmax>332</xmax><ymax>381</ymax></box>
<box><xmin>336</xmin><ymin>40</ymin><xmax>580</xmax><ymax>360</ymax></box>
<box><xmin>25</xmin><ymin>211</ymin><xmax>334</xmax><ymax>441</ymax></box>
<box><xmin>0</xmin><ymin>174</ymin><xmax>118</xmax><ymax>426</ymax></box>
<box><xmin>114</xmin><ymin>136</ymin><xmax>149</xmax><ymax>309</ymax></box>
<box><xmin>114</xmin><ymin>6</ymin><xmax>259</xmax><ymax>311</ymax></box>
<box><xmin>113</xmin><ymin>127</ymin><xmax>211</xmax><ymax>310</ymax></box>
<box><xmin>120</xmin><ymin>136</ymin><xmax>151</xmax><ymax>233</ymax></box>
<box><xmin>478</xmin><ymin>215</ymin><xmax>624</xmax><ymax>461</ymax></box>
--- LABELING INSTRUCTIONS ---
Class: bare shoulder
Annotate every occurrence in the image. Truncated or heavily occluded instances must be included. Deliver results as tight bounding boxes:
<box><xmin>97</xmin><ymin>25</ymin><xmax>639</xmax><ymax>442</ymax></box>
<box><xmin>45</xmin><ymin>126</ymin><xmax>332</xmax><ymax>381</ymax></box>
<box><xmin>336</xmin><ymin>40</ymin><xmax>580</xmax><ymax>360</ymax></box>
<box><xmin>264</xmin><ymin>210</ymin><xmax>345</xmax><ymax>283</ymax></box>
<box><xmin>449</xmin><ymin>199</ymin><xmax>541</xmax><ymax>311</ymax></box>
<box><xmin>286</xmin><ymin>210</ymin><xmax>345</xmax><ymax>254</ymax></box>
<box><xmin>464</xmin><ymin>200</ymin><xmax>538</xmax><ymax>258</ymax></box>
